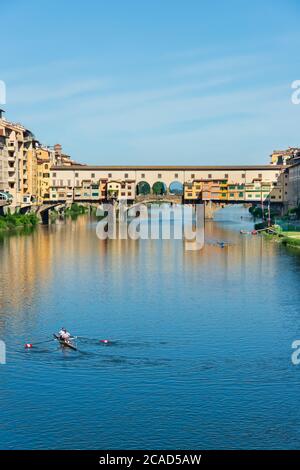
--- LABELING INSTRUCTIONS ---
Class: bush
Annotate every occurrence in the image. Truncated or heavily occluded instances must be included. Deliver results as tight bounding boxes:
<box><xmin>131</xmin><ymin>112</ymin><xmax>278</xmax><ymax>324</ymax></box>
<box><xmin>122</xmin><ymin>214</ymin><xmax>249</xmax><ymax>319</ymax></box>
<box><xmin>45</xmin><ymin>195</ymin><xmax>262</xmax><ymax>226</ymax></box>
<box><xmin>65</xmin><ymin>203</ymin><xmax>87</xmax><ymax>216</ymax></box>
<box><xmin>282</xmin><ymin>237</ymin><xmax>300</xmax><ymax>247</ymax></box>
<box><xmin>0</xmin><ymin>212</ymin><xmax>39</xmax><ymax>231</ymax></box>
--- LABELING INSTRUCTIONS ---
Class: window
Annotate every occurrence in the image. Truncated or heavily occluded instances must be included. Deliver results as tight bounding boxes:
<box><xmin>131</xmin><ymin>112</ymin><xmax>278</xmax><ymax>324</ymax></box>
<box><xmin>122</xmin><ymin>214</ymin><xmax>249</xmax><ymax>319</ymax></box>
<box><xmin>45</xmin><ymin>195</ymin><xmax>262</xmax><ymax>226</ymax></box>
<box><xmin>43</xmin><ymin>173</ymin><xmax>50</xmax><ymax>178</ymax></box>
<box><xmin>239</xmin><ymin>192</ymin><xmax>244</xmax><ymax>198</ymax></box>
<box><xmin>208</xmin><ymin>174</ymin><xmax>212</xmax><ymax>179</ymax></box>
<box><xmin>52</xmin><ymin>180</ymin><xmax>56</xmax><ymax>186</ymax></box>
<box><xmin>91</xmin><ymin>173</ymin><xmax>95</xmax><ymax>178</ymax></box>
<box><xmin>241</xmin><ymin>173</ymin><xmax>245</xmax><ymax>178</ymax></box>
<box><xmin>124</xmin><ymin>173</ymin><xmax>128</xmax><ymax>178</ymax></box>
<box><xmin>68</xmin><ymin>180</ymin><xmax>71</xmax><ymax>187</ymax></box>
<box><xmin>108</xmin><ymin>173</ymin><xmax>112</xmax><ymax>178</ymax></box>
<box><xmin>141</xmin><ymin>173</ymin><xmax>145</xmax><ymax>178</ymax></box>
<box><xmin>45</xmin><ymin>164</ymin><xmax>48</xmax><ymax>170</ymax></box>
<box><xmin>258</xmin><ymin>174</ymin><xmax>262</xmax><ymax>179</ymax></box>
<box><xmin>191</xmin><ymin>174</ymin><xmax>195</xmax><ymax>179</ymax></box>
<box><xmin>60</xmin><ymin>180</ymin><xmax>63</xmax><ymax>186</ymax></box>
<box><xmin>128</xmin><ymin>192</ymin><xmax>132</xmax><ymax>196</ymax></box>
<box><xmin>230</xmin><ymin>193</ymin><xmax>234</xmax><ymax>197</ymax></box>
<box><xmin>121</xmin><ymin>192</ymin><xmax>126</xmax><ymax>196</ymax></box>
<box><xmin>224</xmin><ymin>174</ymin><xmax>228</xmax><ymax>178</ymax></box>
<box><xmin>255</xmin><ymin>193</ymin><xmax>260</xmax><ymax>197</ymax></box>
<box><xmin>53</xmin><ymin>172</ymin><xmax>56</xmax><ymax>177</ymax></box>
<box><xmin>174</xmin><ymin>173</ymin><xmax>178</xmax><ymax>178</ymax></box>
<box><xmin>75</xmin><ymin>173</ymin><xmax>79</xmax><ymax>177</ymax></box>
<box><xmin>158</xmin><ymin>174</ymin><xmax>162</xmax><ymax>179</ymax></box>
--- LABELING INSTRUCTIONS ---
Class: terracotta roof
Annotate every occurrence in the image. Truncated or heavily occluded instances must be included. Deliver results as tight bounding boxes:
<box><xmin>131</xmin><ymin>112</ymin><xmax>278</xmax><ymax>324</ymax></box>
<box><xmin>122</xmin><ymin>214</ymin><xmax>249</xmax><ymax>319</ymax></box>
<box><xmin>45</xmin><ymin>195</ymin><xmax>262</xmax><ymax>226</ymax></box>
<box><xmin>50</xmin><ymin>164</ymin><xmax>284</xmax><ymax>171</ymax></box>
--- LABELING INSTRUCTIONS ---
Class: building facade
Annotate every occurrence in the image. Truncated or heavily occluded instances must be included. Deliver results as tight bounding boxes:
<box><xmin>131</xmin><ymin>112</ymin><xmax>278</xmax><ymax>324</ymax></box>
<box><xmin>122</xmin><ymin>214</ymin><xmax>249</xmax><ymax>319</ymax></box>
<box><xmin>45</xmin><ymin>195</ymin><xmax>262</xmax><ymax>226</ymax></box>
<box><xmin>0</xmin><ymin>114</ymin><xmax>36</xmax><ymax>206</ymax></box>
<box><xmin>287</xmin><ymin>162</ymin><xmax>300</xmax><ymax>209</ymax></box>
<box><xmin>49</xmin><ymin>165</ymin><xmax>285</xmax><ymax>204</ymax></box>
<box><xmin>0</xmin><ymin>110</ymin><xmax>78</xmax><ymax>209</ymax></box>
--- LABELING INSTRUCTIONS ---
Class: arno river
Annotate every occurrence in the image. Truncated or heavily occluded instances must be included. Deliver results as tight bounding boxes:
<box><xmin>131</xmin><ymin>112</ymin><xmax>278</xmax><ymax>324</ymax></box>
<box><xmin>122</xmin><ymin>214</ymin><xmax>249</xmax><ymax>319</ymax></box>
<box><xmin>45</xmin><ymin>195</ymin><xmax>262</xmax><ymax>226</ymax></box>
<box><xmin>1</xmin><ymin>206</ymin><xmax>300</xmax><ymax>449</ymax></box>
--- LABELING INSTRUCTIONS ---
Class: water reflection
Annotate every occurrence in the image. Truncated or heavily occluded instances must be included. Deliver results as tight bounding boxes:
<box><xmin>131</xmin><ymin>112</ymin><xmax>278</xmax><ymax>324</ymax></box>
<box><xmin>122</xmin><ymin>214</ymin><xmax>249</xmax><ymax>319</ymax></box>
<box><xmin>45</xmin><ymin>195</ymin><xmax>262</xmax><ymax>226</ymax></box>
<box><xmin>1</xmin><ymin>206</ymin><xmax>300</xmax><ymax>449</ymax></box>
<box><xmin>0</xmin><ymin>207</ymin><xmax>284</xmax><ymax>331</ymax></box>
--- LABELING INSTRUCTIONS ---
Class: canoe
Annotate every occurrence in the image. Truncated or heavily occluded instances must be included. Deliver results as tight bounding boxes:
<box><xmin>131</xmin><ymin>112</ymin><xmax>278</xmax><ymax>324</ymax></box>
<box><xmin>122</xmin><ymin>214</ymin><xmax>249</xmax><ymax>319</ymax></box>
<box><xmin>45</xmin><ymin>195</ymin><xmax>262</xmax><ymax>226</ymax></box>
<box><xmin>53</xmin><ymin>334</ymin><xmax>77</xmax><ymax>351</ymax></box>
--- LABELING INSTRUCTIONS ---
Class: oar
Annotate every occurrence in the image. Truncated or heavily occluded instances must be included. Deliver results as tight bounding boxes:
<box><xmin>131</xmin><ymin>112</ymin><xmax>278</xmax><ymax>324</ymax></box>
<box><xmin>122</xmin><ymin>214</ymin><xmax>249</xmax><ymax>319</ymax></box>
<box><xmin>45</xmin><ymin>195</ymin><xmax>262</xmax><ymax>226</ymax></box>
<box><xmin>24</xmin><ymin>338</ymin><xmax>55</xmax><ymax>349</ymax></box>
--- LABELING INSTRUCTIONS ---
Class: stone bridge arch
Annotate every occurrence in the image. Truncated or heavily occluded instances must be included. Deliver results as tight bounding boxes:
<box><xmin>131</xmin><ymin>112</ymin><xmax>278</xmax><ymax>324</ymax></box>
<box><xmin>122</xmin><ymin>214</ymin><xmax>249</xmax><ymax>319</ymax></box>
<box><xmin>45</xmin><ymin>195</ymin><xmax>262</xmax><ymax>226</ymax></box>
<box><xmin>169</xmin><ymin>180</ymin><xmax>183</xmax><ymax>195</ymax></box>
<box><xmin>152</xmin><ymin>181</ymin><xmax>167</xmax><ymax>195</ymax></box>
<box><xmin>136</xmin><ymin>181</ymin><xmax>151</xmax><ymax>196</ymax></box>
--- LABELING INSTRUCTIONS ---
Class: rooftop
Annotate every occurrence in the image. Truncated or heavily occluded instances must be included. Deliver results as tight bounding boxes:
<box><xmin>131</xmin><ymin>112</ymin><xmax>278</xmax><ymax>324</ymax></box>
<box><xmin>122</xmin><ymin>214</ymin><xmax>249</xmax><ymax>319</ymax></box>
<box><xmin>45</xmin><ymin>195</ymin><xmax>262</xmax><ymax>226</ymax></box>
<box><xmin>51</xmin><ymin>164</ymin><xmax>284</xmax><ymax>171</ymax></box>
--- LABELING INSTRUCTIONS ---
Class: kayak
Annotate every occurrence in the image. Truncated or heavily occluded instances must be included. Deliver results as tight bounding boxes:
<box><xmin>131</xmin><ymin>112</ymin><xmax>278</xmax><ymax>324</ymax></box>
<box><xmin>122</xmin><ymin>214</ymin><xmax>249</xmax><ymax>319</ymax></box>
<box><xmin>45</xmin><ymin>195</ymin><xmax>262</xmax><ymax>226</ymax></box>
<box><xmin>53</xmin><ymin>334</ymin><xmax>77</xmax><ymax>351</ymax></box>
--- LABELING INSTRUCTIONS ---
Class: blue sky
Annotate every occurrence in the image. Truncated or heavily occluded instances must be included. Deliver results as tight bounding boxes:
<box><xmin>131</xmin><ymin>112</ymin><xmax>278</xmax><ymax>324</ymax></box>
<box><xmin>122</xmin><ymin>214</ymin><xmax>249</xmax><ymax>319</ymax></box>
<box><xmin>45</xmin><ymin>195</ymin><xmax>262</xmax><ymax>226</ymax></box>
<box><xmin>1</xmin><ymin>0</ymin><xmax>300</xmax><ymax>164</ymax></box>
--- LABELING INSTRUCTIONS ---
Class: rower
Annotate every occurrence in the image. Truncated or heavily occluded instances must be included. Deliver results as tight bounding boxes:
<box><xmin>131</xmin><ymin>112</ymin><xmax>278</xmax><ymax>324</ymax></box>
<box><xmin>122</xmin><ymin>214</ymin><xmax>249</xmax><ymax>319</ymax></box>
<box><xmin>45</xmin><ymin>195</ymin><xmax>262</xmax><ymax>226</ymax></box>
<box><xmin>59</xmin><ymin>328</ymin><xmax>71</xmax><ymax>341</ymax></box>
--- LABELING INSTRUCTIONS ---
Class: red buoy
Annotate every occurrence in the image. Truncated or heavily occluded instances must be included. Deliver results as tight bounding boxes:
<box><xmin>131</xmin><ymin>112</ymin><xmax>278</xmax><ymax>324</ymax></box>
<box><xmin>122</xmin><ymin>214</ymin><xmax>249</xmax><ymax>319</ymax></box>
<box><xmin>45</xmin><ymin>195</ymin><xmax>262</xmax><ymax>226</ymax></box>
<box><xmin>25</xmin><ymin>343</ymin><xmax>33</xmax><ymax>349</ymax></box>
<box><xmin>100</xmin><ymin>339</ymin><xmax>109</xmax><ymax>344</ymax></box>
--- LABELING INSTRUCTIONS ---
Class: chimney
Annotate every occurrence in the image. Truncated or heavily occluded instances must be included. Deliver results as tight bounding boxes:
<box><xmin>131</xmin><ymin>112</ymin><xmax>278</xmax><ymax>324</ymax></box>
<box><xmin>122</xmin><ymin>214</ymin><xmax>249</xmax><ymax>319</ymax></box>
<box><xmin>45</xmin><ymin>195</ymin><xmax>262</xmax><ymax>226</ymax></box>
<box><xmin>54</xmin><ymin>143</ymin><xmax>62</xmax><ymax>164</ymax></box>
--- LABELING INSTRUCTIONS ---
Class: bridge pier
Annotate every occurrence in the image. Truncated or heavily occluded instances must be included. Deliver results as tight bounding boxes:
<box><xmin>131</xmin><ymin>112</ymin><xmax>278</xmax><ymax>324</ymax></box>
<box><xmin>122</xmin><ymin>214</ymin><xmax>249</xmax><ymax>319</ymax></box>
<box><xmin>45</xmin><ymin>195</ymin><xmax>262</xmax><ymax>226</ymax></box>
<box><xmin>36</xmin><ymin>203</ymin><xmax>66</xmax><ymax>225</ymax></box>
<box><xmin>204</xmin><ymin>201</ymin><xmax>226</xmax><ymax>219</ymax></box>
<box><xmin>19</xmin><ymin>205</ymin><xmax>33</xmax><ymax>215</ymax></box>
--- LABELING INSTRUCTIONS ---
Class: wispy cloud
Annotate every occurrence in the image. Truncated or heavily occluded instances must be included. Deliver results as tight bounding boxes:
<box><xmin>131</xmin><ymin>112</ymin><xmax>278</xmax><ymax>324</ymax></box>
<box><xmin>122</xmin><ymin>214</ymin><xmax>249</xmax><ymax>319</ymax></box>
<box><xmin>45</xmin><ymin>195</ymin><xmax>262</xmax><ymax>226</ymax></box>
<box><xmin>3</xmin><ymin>42</ymin><xmax>299</xmax><ymax>164</ymax></box>
<box><xmin>9</xmin><ymin>78</ymin><xmax>109</xmax><ymax>105</ymax></box>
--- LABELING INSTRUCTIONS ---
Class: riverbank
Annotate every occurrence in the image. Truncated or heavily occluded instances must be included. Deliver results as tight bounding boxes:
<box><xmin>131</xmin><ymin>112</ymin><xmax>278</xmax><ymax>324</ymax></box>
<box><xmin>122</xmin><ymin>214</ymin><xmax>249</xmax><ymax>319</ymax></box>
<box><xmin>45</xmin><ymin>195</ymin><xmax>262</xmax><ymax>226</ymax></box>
<box><xmin>262</xmin><ymin>226</ymin><xmax>300</xmax><ymax>249</ymax></box>
<box><xmin>0</xmin><ymin>212</ymin><xmax>39</xmax><ymax>232</ymax></box>
<box><xmin>281</xmin><ymin>231</ymin><xmax>300</xmax><ymax>248</ymax></box>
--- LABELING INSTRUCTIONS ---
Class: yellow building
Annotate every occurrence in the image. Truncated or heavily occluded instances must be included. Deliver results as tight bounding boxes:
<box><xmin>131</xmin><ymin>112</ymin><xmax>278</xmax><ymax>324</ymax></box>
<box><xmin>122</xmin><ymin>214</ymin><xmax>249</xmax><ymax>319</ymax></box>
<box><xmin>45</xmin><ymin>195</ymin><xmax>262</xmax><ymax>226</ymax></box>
<box><xmin>107</xmin><ymin>181</ymin><xmax>121</xmax><ymax>200</ymax></box>
<box><xmin>26</xmin><ymin>146</ymin><xmax>38</xmax><ymax>204</ymax></box>
<box><xmin>36</xmin><ymin>146</ymin><xmax>55</xmax><ymax>203</ymax></box>
<box><xmin>227</xmin><ymin>183</ymin><xmax>245</xmax><ymax>201</ymax></box>
<box><xmin>184</xmin><ymin>181</ymin><xmax>202</xmax><ymax>200</ymax></box>
<box><xmin>270</xmin><ymin>148</ymin><xmax>300</xmax><ymax>165</ymax></box>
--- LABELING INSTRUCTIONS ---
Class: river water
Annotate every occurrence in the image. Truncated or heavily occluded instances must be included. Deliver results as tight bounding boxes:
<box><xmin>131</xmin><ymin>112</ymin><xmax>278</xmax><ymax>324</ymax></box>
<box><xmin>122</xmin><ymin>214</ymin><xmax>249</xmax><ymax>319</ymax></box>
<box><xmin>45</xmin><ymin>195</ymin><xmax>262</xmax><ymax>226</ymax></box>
<box><xmin>0</xmin><ymin>206</ymin><xmax>300</xmax><ymax>450</ymax></box>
